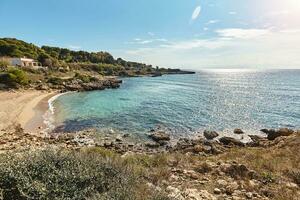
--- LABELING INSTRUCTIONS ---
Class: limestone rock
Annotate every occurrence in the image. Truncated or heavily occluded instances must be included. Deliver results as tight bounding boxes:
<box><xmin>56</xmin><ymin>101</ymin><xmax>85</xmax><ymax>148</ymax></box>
<box><xmin>261</xmin><ymin>128</ymin><xmax>294</xmax><ymax>140</ymax></box>
<box><xmin>219</xmin><ymin>137</ymin><xmax>244</xmax><ymax>146</ymax></box>
<box><xmin>184</xmin><ymin>189</ymin><xmax>217</xmax><ymax>200</ymax></box>
<box><xmin>234</xmin><ymin>129</ymin><xmax>244</xmax><ymax>134</ymax></box>
<box><xmin>167</xmin><ymin>186</ymin><xmax>185</xmax><ymax>200</ymax></box>
<box><xmin>149</xmin><ymin>131</ymin><xmax>170</xmax><ymax>142</ymax></box>
<box><xmin>203</xmin><ymin>130</ymin><xmax>219</xmax><ymax>140</ymax></box>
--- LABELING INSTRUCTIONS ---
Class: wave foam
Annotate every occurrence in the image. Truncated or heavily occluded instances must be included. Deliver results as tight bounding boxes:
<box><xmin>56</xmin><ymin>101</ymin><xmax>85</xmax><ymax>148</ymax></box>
<box><xmin>42</xmin><ymin>92</ymin><xmax>72</xmax><ymax>133</ymax></box>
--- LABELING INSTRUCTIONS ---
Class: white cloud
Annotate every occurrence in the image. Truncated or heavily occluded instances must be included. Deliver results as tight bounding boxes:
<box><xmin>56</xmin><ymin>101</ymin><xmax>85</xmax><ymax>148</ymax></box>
<box><xmin>139</xmin><ymin>40</ymin><xmax>152</xmax><ymax>44</ymax></box>
<box><xmin>206</xmin><ymin>20</ymin><xmax>220</xmax><ymax>25</ymax></box>
<box><xmin>229</xmin><ymin>11</ymin><xmax>237</xmax><ymax>15</ymax></box>
<box><xmin>160</xmin><ymin>39</ymin><xmax>228</xmax><ymax>50</ymax></box>
<box><xmin>130</xmin><ymin>38</ymin><xmax>168</xmax><ymax>45</ymax></box>
<box><xmin>191</xmin><ymin>6</ymin><xmax>201</xmax><ymax>21</ymax></box>
<box><xmin>216</xmin><ymin>28</ymin><xmax>270</xmax><ymax>39</ymax></box>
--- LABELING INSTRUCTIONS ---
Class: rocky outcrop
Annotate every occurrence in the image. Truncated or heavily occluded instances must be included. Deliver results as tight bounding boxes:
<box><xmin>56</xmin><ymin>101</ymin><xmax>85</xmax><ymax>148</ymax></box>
<box><xmin>148</xmin><ymin>131</ymin><xmax>170</xmax><ymax>144</ymax></box>
<box><xmin>219</xmin><ymin>137</ymin><xmax>245</xmax><ymax>146</ymax></box>
<box><xmin>234</xmin><ymin>128</ymin><xmax>244</xmax><ymax>134</ymax></box>
<box><xmin>247</xmin><ymin>135</ymin><xmax>266</xmax><ymax>147</ymax></box>
<box><xmin>64</xmin><ymin>78</ymin><xmax>122</xmax><ymax>92</ymax></box>
<box><xmin>261</xmin><ymin>128</ymin><xmax>294</xmax><ymax>140</ymax></box>
<box><xmin>203</xmin><ymin>130</ymin><xmax>219</xmax><ymax>140</ymax></box>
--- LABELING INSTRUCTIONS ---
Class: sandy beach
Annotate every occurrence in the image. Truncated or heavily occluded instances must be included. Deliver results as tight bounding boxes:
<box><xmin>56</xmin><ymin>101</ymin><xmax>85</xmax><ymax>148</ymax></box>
<box><xmin>0</xmin><ymin>90</ymin><xmax>57</xmax><ymax>133</ymax></box>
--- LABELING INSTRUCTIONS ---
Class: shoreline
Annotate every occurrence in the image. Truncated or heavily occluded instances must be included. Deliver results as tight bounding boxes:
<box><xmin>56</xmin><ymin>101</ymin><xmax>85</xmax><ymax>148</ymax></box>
<box><xmin>23</xmin><ymin>91</ymin><xmax>59</xmax><ymax>133</ymax></box>
<box><xmin>0</xmin><ymin>90</ymin><xmax>58</xmax><ymax>134</ymax></box>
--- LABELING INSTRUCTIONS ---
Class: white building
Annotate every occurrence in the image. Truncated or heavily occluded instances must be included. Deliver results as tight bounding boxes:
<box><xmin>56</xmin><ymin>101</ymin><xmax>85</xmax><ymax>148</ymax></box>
<box><xmin>10</xmin><ymin>57</ymin><xmax>43</xmax><ymax>69</ymax></box>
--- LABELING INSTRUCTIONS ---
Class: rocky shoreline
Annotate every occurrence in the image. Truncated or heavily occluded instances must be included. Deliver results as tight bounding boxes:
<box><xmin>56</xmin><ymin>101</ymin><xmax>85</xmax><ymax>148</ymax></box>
<box><xmin>34</xmin><ymin>76</ymin><xmax>122</xmax><ymax>92</ymax></box>
<box><xmin>1</xmin><ymin>125</ymin><xmax>299</xmax><ymax>199</ymax></box>
<box><xmin>1</xmin><ymin>123</ymin><xmax>298</xmax><ymax>155</ymax></box>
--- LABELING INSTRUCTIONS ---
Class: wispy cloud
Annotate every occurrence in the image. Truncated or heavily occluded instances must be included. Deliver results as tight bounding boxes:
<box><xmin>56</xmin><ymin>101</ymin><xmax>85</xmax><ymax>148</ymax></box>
<box><xmin>206</xmin><ymin>20</ymin><xmax>220</xmax><ymax>25</ymax></box>
<box><xmin>228</xmin><ymin>11</ymin><xmax>237</xmax><ymax>15</ymax></box>
<box><xmin>129</xmin><ymin>38</ymin><xmax>168</xmax><ymax>45</ymax></box>
<box><xmin>191</xmin><ymin>6</ymin><xmax>201</xmax><ymax>21</ymax></box>
<box><xmin>148</xmin><ymin>32</ymin><xmax>155</xmax><ymax>36</ymax></box>
<box><xmin>121</xmin><ymin>29</ymin><xmax>300</xmax><ymax>69</ymax></box>
<box><xmin>160</xmin><ymin>39</ymin><xmax>228</xmax><ymax>50</ymax></box>
<box><xmin>216</xmin><ymin>28</ymin><xmax>270</xmax><ymax>39</ymax></box>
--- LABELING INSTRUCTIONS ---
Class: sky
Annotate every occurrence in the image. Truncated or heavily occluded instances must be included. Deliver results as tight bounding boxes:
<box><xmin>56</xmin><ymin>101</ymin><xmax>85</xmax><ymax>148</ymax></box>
<box><xmin>0</xmin><ymin>0</ymin><xmax>300</xmax><ymax>69</ymax></box>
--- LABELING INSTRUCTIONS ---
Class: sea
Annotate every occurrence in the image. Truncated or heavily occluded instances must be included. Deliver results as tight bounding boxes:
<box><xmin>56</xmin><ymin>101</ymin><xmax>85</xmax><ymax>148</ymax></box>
<box><xmin>47</xmin><ymin>69</ymin><xmax>300</xmax><ymax>140</ymax></box>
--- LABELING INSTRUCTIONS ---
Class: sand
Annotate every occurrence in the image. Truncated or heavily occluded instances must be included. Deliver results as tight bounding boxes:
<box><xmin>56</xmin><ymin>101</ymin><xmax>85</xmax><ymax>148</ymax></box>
<box><xmin>0</xmin><ymin>90</ymin><xmax>57</xmax><ymax>133</ymax></box>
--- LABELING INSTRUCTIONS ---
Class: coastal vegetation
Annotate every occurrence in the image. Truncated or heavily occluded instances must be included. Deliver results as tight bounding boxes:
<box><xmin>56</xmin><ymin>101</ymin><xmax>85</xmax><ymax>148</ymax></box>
<box><xmin>0</xmin><ymin>38</ymin><xmax>191</xmax><ymax>77</ymax></box>
<box><xmin>0</xmin><ymin>38</ymin><xmax>193</xmax><ymax>90</ymax></box>
<box><xmin>0</xmin><ymin>148</ymin><xmax>170</xmax><ymax>200</ymax></box>
<box><xmin>0</xmin><ymin>68</ymin><xmax>28</xmax><ymax>88</ymax></box>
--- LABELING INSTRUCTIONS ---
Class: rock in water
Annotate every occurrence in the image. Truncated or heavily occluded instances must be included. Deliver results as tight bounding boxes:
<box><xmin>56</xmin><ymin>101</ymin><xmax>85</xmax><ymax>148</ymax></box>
<box><xmin>203</xmin><ymin>130</ymin><xmax>219</xmax><ymax>140</ymax></box>
<box><xmin>149</xmin><ymin>131</ymin><xmax>170</xmax><ymax>142</ymax></box>
<box><xmin>219</xmin><ymin>137</ymin><xmax>244</xmax><ymax>146</ymax></box>
<box><xmin>234</xmin><ymin>128</ymin><xmax>244</xmax><ymax>134</ymax></box>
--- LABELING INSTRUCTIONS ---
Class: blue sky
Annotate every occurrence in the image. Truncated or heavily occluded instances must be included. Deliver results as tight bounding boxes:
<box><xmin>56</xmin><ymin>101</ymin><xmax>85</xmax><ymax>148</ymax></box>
<box><xmin>1</xmin><ymin>0</ymin><xmax>300</xmax><ymax>69</ymax></box>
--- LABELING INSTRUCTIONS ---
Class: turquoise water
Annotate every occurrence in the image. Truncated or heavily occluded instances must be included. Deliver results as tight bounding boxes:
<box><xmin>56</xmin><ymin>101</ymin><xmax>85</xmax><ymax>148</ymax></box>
<box><xmin>52</xmin><ymin>69</ymin><xmax>300</xmax><ymax>138</ymax></box>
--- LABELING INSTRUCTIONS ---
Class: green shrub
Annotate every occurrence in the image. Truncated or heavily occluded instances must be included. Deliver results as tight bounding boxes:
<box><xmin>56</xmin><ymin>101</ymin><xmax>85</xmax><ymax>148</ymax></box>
<box><xmin>0</xmin><ymin>60</ymin><xmax>9</xmax><ymax>69</ymax></box>
<box><xmin>0</xmin><ymin>68</ymin><xmax>28</xmax><ymax>87</ymax></box>
<box><xmin>0</xmin><ymin>148</ymin><xmax>169</xmax><ymax>200</ymax></box>
<box><xmin>75</xmin><ymin>72</ymin><xmax>92</xmax><ymax>83</ymax></box>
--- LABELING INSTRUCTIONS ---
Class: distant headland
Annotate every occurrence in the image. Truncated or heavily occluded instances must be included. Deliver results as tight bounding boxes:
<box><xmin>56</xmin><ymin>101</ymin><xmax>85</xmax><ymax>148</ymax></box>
<box><xmin>0</xmin><ymin>38</ymin><xmax>194</xmax><ymax>92</ymax></box>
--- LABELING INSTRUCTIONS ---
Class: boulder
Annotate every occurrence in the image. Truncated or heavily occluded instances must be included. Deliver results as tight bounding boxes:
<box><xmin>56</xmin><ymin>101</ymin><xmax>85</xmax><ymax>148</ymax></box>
<box><xmin>234</xmin><ymin>128</ymin><xmax>244</xmax><ymax>134</ymax></box>
<box><xmin>263</xmin><ymin>128</ymin><xmax>294</xmax><ymax>140</ymax></box>
<box><xmin>260</xmin><ymin>129</ymin><xmax>272</xmax><ymax>134</ymax></box>
<box><xmin>213</xmin><ymin>188</ymin><xmax>221</xmax><ymax>195</ymax></box>
<box><xmin>276</xmin><ymin>128</ymin><xmax>294</xmax><ymax>136</ymax></box>
<box><xmin>219</xmin><ymin>137</ymin><xmax>245</xmax><ymax>146</ymax></box>
<box><xmin>149</xmin><ymin>131</ymin><xmax>170</xmax><ymax>142</ymax></box>
<box><xmin>247</xmin><ymin>135</ymin><xmax>265</xmax><ymax>147</ymax></box>
<box><xmin>203</xmin><ymin>130</ymin><xmax>219</xmax><ymax>140</ymax></box>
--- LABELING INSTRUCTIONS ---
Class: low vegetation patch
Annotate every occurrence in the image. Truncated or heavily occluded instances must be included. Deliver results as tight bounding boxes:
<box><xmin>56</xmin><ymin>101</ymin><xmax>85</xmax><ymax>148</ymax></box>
<box><xmin>0</xmin><ymin>148</ymin><xmax>170</xmax><ymax>200</ymax></box>
<box><xmin>0</xmin><ymin>67</ymin><xmax>29</xmax><ymax>87</ymax></box>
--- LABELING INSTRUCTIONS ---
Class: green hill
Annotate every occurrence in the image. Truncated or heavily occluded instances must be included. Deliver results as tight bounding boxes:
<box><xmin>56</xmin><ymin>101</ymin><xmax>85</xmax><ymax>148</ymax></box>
<box><xmin>0</xmin><ymin>38</ymin><xmax>155</xmax><ymax>74</ymax></box>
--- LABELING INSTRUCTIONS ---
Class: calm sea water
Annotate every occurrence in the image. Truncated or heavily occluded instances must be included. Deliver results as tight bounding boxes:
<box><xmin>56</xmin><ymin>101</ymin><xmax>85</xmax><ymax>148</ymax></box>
<box><xmin>51</xmin><ymin>69</ymin><xmax>300</xmax><ymax>138</ymax></box>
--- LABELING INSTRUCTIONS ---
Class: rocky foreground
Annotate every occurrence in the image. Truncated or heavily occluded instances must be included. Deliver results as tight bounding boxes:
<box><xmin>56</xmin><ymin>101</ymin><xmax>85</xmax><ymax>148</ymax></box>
<box><xmin>0</xmin><ymin>125</ymin><xmax>299</xmax><ymax>199</ymax></box>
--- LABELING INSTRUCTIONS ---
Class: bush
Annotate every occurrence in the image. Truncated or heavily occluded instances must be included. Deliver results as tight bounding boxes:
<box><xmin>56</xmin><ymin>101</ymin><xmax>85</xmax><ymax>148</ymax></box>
<box><xmin>0</xmin><ymin>68</ymin><xmax>28</xmax><ymax>87</ymax></box>
<box><xmin>74</xmin><ymin>72</ymin><xmax>97</xmax><ymax>83</ymax></box>
<box><xmin>0</xmin><ymin>148</ymin><xmax>170</xmax><ymax>200</ymax></box>
<box><xmin>0</xmin><ymin>60</ymin><xmax>9</xmax><ymax>69</ymax></box>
